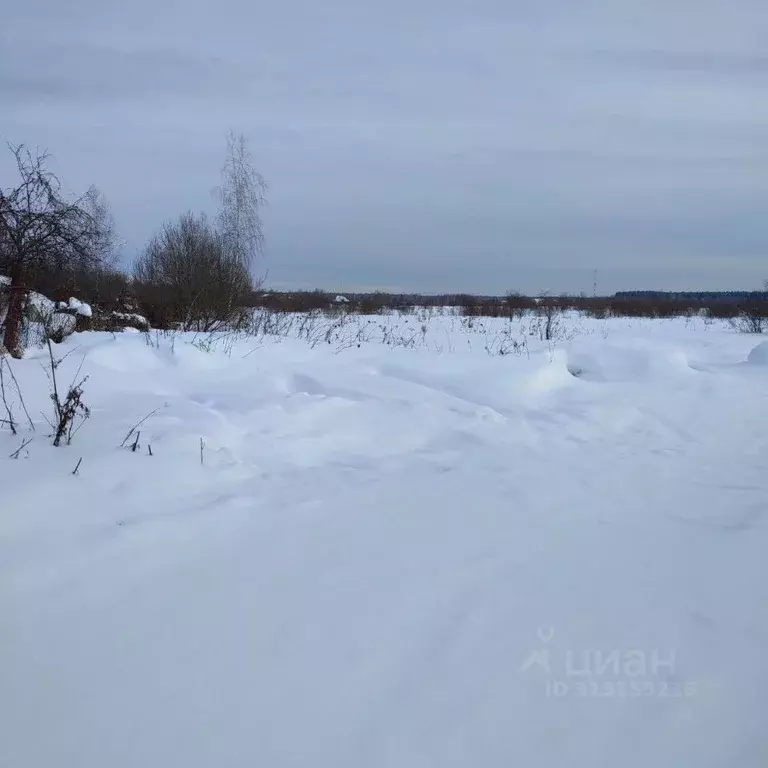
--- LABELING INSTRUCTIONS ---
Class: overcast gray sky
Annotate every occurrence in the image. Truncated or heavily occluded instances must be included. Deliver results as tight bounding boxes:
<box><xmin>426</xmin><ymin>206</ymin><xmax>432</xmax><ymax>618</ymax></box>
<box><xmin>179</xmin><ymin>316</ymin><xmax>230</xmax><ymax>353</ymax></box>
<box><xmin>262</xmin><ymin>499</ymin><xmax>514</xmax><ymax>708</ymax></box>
<box><xmin>2</xmin><ymin>0</ymin><xmax>767</xmax><ymax>294</ymax></box>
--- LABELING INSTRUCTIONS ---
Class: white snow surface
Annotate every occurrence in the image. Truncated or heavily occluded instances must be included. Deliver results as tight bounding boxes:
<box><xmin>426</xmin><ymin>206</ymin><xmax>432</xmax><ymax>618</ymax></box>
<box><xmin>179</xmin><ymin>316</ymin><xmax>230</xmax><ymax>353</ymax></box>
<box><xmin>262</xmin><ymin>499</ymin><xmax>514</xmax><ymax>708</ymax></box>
<box><xmin>2</xmin><ymin>314</ymin><xmax>768</xmax><ymax>767</ymax></box>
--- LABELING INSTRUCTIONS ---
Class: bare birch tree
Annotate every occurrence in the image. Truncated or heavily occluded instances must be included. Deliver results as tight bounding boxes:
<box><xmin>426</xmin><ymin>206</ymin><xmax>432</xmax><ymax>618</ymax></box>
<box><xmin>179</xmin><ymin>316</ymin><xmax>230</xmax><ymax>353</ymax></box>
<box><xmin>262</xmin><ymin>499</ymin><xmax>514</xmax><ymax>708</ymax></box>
<box><xmin>213</xmin><ymin>131</ymin><xmax>267</xmax><ymax>272</ymax></box>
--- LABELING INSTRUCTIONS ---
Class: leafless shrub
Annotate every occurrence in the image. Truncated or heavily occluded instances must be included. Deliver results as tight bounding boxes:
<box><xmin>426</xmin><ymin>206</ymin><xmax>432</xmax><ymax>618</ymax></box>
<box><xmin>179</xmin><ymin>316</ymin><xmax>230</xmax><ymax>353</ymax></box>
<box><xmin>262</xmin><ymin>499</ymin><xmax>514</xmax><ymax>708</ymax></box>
<box><xmin>483</xmin><ymin>321</ymin><xmax>530</xmax><ymax>357</ymax></box>
<box><xmin>133</xmin><ymin>212</ymin><xmax>253</xmax><ymax>332</ymax></box>
<box><xmin>0</xmin><ymin>356</ymin><xmax>17</xmax><ymax>434</ymax></box>
<box><xmin>51</xmin><ymin>375</ymin><xmax>90</xmax><ymax>447</ymax></box>
<box><xmin>730</xmin><ymin>302</ymin><xmax>768</xmax><ymax>333</ymax></box>
<box><xmin>190</xmin><ymin>327</ymin><xmax>244</xmax><ymax>356</ymax></box>
<box><xmin>0</xmin><ymin>353</ymin><xmax>34</xmax><ymax>433</ymax></box>
<box><xmin>532</xmin><ymin>297</ymin><xmax>565</xmax><ymax>341</ymax></box>
<box><xmin>43</xmin><ymin>339</ymin><xmax>90</xmax><ymax>446</ymax></box>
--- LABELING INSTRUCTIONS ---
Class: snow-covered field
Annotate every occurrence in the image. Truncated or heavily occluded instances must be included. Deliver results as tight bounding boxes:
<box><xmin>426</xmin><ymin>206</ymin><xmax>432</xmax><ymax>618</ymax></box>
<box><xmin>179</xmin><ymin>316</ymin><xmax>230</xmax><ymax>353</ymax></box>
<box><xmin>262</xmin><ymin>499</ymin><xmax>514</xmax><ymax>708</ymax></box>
<box><xmin>2</xmin><ymin>312</ymin><xmax>768</xmax><ymax>767</ymax></box>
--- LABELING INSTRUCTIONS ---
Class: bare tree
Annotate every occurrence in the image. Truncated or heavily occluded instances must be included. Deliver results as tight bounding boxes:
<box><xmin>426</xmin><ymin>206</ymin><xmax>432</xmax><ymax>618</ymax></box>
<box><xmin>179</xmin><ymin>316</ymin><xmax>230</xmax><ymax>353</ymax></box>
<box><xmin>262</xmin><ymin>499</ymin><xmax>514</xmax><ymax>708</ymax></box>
<box><xmin>0</xmin><ymin>144</ymin><xmax>115</xmax><ymax>357</ymax></box>
<box><xmin>731</xmin><ymin>302</ymin><xmax>768</xmax><ymax>334</ymax></box>
<box><xmin>533</xmin><ymin>295</ymin><xmax>563</xmax><ymax>341</ymax></box>
<box><xmin>75</xmin><ymin>185</ymin><xmax>117</xmax><ymax>270</ymax></box>
<box><xmin>213</xmin><ymin>131</ymin><xmax>267</xmax><ymax>272</ymax></box>
<box><xmin>133</xmin><ymin>212</ymin><xmax>252</xmax><ymax>332</ymax></box>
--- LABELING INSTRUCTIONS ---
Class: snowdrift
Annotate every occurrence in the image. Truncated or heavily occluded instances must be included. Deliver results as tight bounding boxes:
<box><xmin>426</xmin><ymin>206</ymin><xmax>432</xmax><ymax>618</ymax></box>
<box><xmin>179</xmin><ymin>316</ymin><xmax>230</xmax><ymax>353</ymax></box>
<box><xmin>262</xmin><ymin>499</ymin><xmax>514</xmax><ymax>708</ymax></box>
<box><xmin>747</xmin><ymin>340</ymin><xmax>768</xmax><ymax>366</ymax></box>
<box><xmin>2</xmin><ymin>316</ymin><xmax>768</xmax><ymax>767</ymax></box>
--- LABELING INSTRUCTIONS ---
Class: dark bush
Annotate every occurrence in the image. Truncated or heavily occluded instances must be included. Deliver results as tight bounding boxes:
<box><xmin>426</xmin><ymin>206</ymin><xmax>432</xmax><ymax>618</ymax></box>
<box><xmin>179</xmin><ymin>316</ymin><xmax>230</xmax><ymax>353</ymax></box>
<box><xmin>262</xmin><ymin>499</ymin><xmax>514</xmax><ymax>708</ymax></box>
<box><xmin>133</xmin><ymin>212</ymin><xmax>252</xmax><ymax>331</ymax></box>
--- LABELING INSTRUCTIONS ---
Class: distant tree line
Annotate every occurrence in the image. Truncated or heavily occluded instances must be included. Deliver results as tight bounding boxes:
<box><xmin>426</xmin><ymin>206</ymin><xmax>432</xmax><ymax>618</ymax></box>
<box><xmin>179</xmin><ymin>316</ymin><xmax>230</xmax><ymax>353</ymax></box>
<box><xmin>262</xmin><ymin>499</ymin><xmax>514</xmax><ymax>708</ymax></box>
<box><xmin>250</xmin><ymin>289</ymin><xmax>768</xmax><ymax>324</ymax></box>
<box><xmin>614</xmin><ymin>290</ymin><xmax>768</xmax><ymax>303</ymax></box>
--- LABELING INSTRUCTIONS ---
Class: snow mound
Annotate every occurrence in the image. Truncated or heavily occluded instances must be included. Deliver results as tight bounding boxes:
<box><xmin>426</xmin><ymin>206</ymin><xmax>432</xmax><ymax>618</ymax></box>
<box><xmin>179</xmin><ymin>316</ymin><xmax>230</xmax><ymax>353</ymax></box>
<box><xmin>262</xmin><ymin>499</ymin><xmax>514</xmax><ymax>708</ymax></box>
<box><xmin>111</xmin><ymin>311</ymin><xmax>149</xmax><ymax>329</ymax></box>
<box><xmin>48</xmin><ymin>312</ymin><xmax>77</xmax><ymax>337</ymax></box>
<box><xmin>746</xmin><ymin>340</ymin><xmax>768</xmax><ymax>365</ymax></box>
<box><xmin>67</xmin><ymin>297</ymin><xmax>93</xmax><ymax>317</ymax></box>
<box><xmin>27</xmin><ymin>290</ymin><xmax>55</xmax><ymax>317</ymax></box>
<box><xmin>566</xmin><ymin>338</ymin><xmax>692</xmax><ymax>383</ymax></box>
